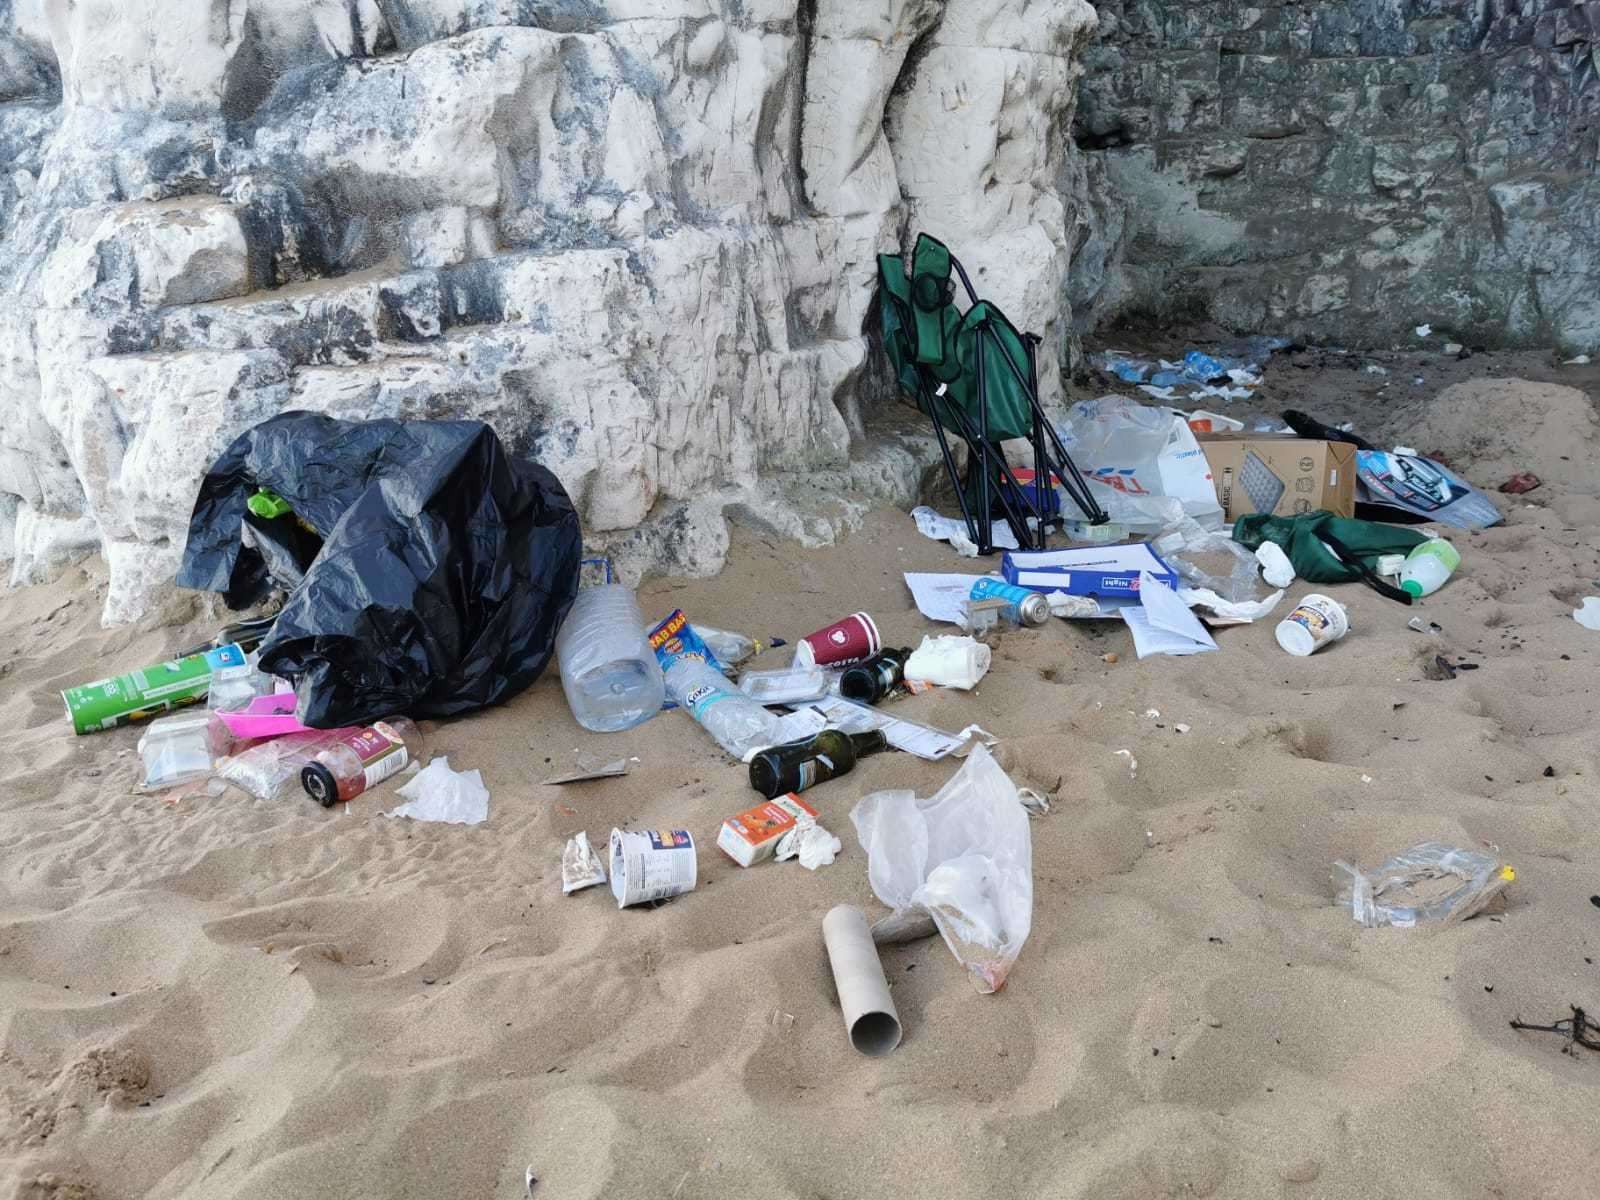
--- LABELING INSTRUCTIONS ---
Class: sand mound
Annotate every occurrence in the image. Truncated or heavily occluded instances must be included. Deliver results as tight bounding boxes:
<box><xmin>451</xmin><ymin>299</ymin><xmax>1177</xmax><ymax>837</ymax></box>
<box><xmin>1380</xmin><ymin>378</ymin><xmax>1600</xmax><ymax>494</ymax></box>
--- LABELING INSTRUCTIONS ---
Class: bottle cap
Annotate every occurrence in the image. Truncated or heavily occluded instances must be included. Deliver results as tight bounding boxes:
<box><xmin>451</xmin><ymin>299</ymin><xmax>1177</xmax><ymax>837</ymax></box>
<box><xmin>1400</xmin><ymin>579</ymin><xmax>1423</xmax><ymax>598</ymax></box>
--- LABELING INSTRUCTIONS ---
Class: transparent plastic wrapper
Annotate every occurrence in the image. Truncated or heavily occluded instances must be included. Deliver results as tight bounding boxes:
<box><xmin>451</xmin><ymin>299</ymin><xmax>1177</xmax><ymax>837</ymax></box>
<box><xmin>737</xmin><ymin>665</ymin><xmax>829</xmax><ymax>705</ymax></box>
<box><xmin>137</xmin><ymin>711</ymin><xmax>216</xmax><ymax>792</ymax></box>
<box><xmin>206</xmin><ymin>652</ymin><xmax>279</xmax><ymax>713</ymax></box>
<box><xmin>1156</xmin><ymin>520</ymin><xmax>1267</xmax><ymax>605</ymax></box>
<box><xmin>849</xmin><ymin>744</ymin><xmax>1032</xmax><ymax>993</ymax></box>
<box><xmin>1333</xmin><ymin>842</ymin><xmax>1515</xmax><ymax>929</ymax></box>
<box><xmin>215</xmin><ymin>729</ymin><xmax>351</xmax><ymax>800</ymax></box>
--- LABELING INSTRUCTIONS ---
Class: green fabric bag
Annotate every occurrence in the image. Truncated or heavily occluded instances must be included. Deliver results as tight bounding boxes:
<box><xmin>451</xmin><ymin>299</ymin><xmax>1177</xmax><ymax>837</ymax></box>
<box><xmin>1233</xmin><ymin>511</ymin><xmax>1429</xmax><ymax>601</ymax></box>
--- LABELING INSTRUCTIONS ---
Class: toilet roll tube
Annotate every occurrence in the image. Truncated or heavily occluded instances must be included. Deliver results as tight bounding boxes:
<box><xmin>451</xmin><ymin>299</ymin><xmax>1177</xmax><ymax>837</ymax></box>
<box><xmin>822</xmin><ymin>904</ymin><xmax>902</xmax><ymax>1056</ymax></box>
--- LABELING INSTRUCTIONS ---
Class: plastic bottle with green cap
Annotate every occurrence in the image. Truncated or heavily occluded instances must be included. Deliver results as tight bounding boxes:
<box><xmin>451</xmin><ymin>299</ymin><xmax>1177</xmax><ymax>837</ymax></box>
<box><xmin>1398</xmin><ymin>538</ymin><xmax>1460</xmax><ymax>598</ymax></box>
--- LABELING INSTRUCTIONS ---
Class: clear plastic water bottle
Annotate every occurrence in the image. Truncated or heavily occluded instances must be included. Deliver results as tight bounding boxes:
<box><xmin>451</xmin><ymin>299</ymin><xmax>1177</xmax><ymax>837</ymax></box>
<box><xmin>555</xmin><ymin>585</ymin><xmax>666</xmax><ymax>733</ymax></box>
<box><xmin>665</xmin><ymin>658</ymin><xmax>785</xmax><ymax>759</ymax></box>
<box><xmin>1399</xmin><ymin>538</ymin><xmax>1461</xmax><ymax>598</ymax></box>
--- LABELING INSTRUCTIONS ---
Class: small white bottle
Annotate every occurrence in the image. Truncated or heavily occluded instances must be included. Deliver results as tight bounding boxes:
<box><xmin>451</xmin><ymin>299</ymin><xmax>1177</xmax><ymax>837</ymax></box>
<box><xmin>1399</xmin><ymin>538</ymin><xmax>1461</xmax><ymax>599</ymax></box>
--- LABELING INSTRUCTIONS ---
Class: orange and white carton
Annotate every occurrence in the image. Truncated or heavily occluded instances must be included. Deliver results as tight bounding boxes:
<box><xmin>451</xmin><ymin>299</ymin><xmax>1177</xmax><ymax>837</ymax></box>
<box><xmin>717</xmin><ymin>794</ymin><xmax>819</xmax><ymax>867</ymax></box>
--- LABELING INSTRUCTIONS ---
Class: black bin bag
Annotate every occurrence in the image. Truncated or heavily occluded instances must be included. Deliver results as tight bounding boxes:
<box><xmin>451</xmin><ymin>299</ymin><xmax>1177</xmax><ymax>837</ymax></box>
<box><xmin>178</xmin><ymin>412</ymin><xmax>583</xmax><ymax>728</ymax></box>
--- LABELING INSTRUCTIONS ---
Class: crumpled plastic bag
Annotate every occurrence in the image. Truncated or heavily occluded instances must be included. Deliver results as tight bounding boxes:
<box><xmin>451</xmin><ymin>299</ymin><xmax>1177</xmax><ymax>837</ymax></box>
<box><xmin>1333</xmin><ymin>842</ymin><xmax>1514</xmax><ymax>929</ymax></box>
<box><xmin>1055</xmin><ymin>396</ymin><xmax>1224</xmax><ymax>534</ymax></box>
<box><xmin>1156</xmin><ymin>519</ymin><xmax>1269</xmax><ymax>606</ymax></box>
<box><xmin>850</xmin><ymin>744</ymin><xmax>1032</xmax><ymax>993</ymax></box>
<box><xmin>388</xmin><ymin>756</ymin><xmax>489</xmax><ymax>826</ymax></box>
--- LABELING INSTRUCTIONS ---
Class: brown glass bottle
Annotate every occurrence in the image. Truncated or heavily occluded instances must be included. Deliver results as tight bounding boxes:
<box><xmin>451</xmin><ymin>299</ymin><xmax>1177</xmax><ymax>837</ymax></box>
<box><xmin>839</xmin><ymin>647</ymin><xmax>911</xmax><ymax>705</ymax></box>
<box><xmin>748</xmin><ymin>729</ymin><xmax>889</xmax><ymax>799</ymax></box>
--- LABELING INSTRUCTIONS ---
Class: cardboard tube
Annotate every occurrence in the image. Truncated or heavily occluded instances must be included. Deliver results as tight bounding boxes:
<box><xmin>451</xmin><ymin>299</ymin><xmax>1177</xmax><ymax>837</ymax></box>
<box><xmin>823</xmin><ymin>905</ymin><xmax>902</xmax><ymax>1056</ymax></box>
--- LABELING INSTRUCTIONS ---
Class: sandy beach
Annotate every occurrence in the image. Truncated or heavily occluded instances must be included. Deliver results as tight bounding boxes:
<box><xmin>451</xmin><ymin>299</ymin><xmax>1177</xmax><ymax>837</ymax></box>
<box><xmin>3</xmin><ymin>375</ymin><xmax>1600</xmax><ymax>1199</ymax></box>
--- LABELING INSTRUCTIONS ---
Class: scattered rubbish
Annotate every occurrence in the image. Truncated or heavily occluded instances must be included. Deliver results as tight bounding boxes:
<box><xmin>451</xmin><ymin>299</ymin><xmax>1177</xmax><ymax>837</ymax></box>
<box><xmin>964</xmin><ymin>596</ymin><xmax>1012</xmax><ymax>640</ymax></box>
<box><xmin>1364</xmin><ymin>363</ymin><xmax>1389</xmax><ymax>376</ymax></box>
<box><xmin>178</xmin><ymin>413</ymin><xmax>582</xmax><ymax>728</ymax></box>
<box><xmin>792</xmin><ymin>695</ymin><xmax>993</xmax><ymax>761</ymax></box>
<box><xmin>904</xmin><ymin>635</ymin><xmax>991</xmax><ymax>690</ymax></box>
<box><xmin>851</xmin><ymin>744</ymin><xmax>1032</xmax><ymax>993</ymax></box>
<box><xmin>968</xmin><ymin>577</ymin><xmax>1050</xmax><ymax>626</ymax></box>
<box><xmin>1137</xmin><ymin>384</ymin><xmax>1179</xmax><ymax>402</ymax></box>
<box><xmin>1234</xmin><ymin>511</ymin><xmax>1427</xmax><ymax>600</ymax></box>
<box><xmin>1407</xmin><ymin>616</ymin><xmax>1443</xmax><ymax>635</ymax></box>
<box><xmin>649</xmin><ymin>608</ymin><xmax>725</xmax><ymax>676</ymax></box>
<box><xmin>388</xmin><ymin>755</ymin><xmax>488</xmax><ymax>825</ymax></box>
<box><xmin>1255</xmin><ymin>542</ymin><xmax>1296</xmax><ymax>588</ymax></box>
<box><xmin>738</xmin><ymin>665</ymin><xmax>830</xmax><ymax>706</ymax></box>
<box><xmin>63</xmin><ymin>643</ymin><xmax>247</xmax><ymax>735</ymax></box>
<box><xmin>216</xmin><ymin>729</ymin><xmax>355</xmax><ymax>801</ymax></box>
<box><xmin>665</xmin><ymin>658</ymin><xmax>786</xmax><ymax>760</ymax></box>
<box><xmin>1196</xmin><ymin>433</ymin><xmax>1356</xmax><ymax>520</ymax></box>
<box><xmin>609</xmin><ymin>828</ymin><xmax>696</xmax><ymax>908</ymax></box>
<box><xmin>561</xmin><ymin>832</ymin><xmax>608</xmax><ymax>894</ymax></box>
<box><xmin>543</xmin><ymin>757</ymin><xmax>631</xmax><ymax>785</ymax></box>
<box><xmin>748</xmin><ymin>729</ymin><xmax>889</xmax><ymax>799</ymax></box>
<box><xmin>1398</xmin><ymin>538</ymin><xmax>1461</xmax><ymax>599</ymax></box>
<box><xmin>557</xmin><ymin>583</ymin><xmax>665</xmax><ymax>733</ymax></box>
<box><xmin>1017</xmin><ymin>788</ymin><xmax>1051</xmax><ymax>816</ymax></box>
<box><xmin>1179</xmin><ymin>587</ymin><xmax>1284</xmax><ymax>623</ymax></box>
<box><xmin>905</xmin><ymin>572</ymin><xmax>989</xmax><ymax>625</ymax></box>
<box><xmin>136</xmin><ymin>711</ymin><xmax>216</xmax><ymax>793</ymax></box>
<box><xmin>1510</xmin><ymin>1007</ymin><xmax>1600</xmax><ymax>1055</ymax></box>
<box><xmin>1564</xmin><ymin>354</ymin><xmax>1592</xmax><ymax>365</ymax></box>
<box><xmin>840</xmin><ymin>649</ymin><xmax>911</xmax><ymax>704</ymax></box>
<box><xmin>1280</xmin><ymin>410</ymin><xmax>1503</xmax><ymax>529</ymax></box>
<box><xmin>1122</xmin><ymin>571</ymin><xmax>1218</xmax><ymax>658</ymax></box>
<box><xmin>823</xmin><ymin>905</ymin><xmax>903</xmax><ymax>1055</ymax></box>
<box><xmin>794</xmin><ymin>612</ymin><xmax>882</xmax><ymax>669</ymax></box>
<box><xmin>1376</xmin><ymin>553</ymin><xmax>1407</xmax><ymax>580</ymax></box>
<box><xmin>1333</xmin><ymin>842</ymin><xmax>1514</xmax><ymax>928</ymax></box>
<box><xmin>206</xmin><ymin>654</ymin><xmax>278</xmax><ymax>713</ymax></box>
<box><xmin>1158</xmin><ymin>520</ymin><xmax>1269</xmax><ymax>606</ymax></box>
<box><xmin>696</xmin><ymin>626</ymin><xmax>782</xmax><ymax>669</ymax></box>
<box><xmin>1003</xmin><ymin>542</ymin><xmax>1178</xmax><ymax>596</ymax></box>
<box><xmin>911</xmin><ymin>505</ymin><xmax>1019</xmax><ymax>558</ymax></box>
<box><xmin>1102</xmin><ymin>653</ymin><xmax>1119</xmax><ymax>664</ymax></box>
<box><xmin>1186</xmin><ymin>409</ymin><xmax>1245</xmax><ymax>434</ymax></box>
<box><xmin>1573</xmin><ymin>598</ymin><xmax>1600</xmax><ymax>631</ymax></box>
<box><xmin>1444</xmin><ymin>342</ymin><xmax>1464</xmax><ymax>356</ymax></box>
<box><xmin>774</xmin><ymin>816</ymin><xmax>842</xmax><ymax>870</ymax></box>
<box><xmin>1498</xmin><ymin>472</ymin><xmax>1542</xmax><ymax>494</ymax></box>
<box><xmin>1275</xmin><ymin>593</ymin><xmax>1350</xmax><ymax>657</ymax></box>
<box><xmin>301</xmin><ymin>718</ymin><xmax>420</xmax><ymax>807</ymax></box>
<box><xmin>1057</xmin><ymin>396</ymin><xmax>1224</xmax><ymax>532</ymax></box>
<box><xmin>1174</xmin><ymin>723</ymin><xmax>1191</xmax><ymax>734</ymax></box>
<box><xmin>1429</xmin><ymin>654</ymin><xmax>1458</xmax><ymax>681</ymax></box>
<box><xmin>719</xmin><ymin>794</ymin><xmax>821</xmax><ymax>866</ymax></box>
<box><xmin>214</xmin><ymin>691</ymin><xmax>312</xmax><ymax>740</ymax></box>
<box><xmin>1415</xmin><ymin>324</ymin><xmax>1432</xmax><ymax>337</ymax></box>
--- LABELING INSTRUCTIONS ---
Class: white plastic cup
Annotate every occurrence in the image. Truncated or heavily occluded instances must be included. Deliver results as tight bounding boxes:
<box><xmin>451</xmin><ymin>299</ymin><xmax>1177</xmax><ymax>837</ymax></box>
<box><xmin>609</xmin><ymin>828</ymin><xmax>697</xmax><ymax>908</ymax></box>
<box><xmin>1275</xmin><ymin>593</ymin><xmax>1350</xmax><ymax>656</ymax></box>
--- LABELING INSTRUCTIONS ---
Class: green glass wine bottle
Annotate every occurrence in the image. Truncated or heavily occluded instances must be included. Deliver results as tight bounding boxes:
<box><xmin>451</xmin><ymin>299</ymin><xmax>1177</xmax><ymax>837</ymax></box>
<box><xmin>747</xmin><ymin>729</ymin><xmax>889</xmax><ymax>799</ymax></box>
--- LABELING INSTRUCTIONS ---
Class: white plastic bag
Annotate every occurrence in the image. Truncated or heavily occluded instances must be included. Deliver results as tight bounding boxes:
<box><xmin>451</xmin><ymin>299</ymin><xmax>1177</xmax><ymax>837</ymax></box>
<box><xmin>1056</xmin><ymin>396</ymin><xmax>1224</xmax><ymax>533</ymax></box>
<box><xmin>1333</xmin><ymin>842</ymin><xmax>1514</xmax><ymax>929</ymax></box>
<box><xmin>849</xmin><ymin>744</ymin><xmax>1032</xmax><ymax>993</ymax></box>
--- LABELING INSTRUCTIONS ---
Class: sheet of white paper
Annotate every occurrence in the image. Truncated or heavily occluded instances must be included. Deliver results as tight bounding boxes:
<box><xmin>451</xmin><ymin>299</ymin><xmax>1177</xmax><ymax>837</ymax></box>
<box><xmin>1122</xmin><ymin>571</ymin><xmax>1219</xmax><ymax>658</ymax></box>
<box><xmin>904</xmin><ymin>572</ymin><xmax>986</xmax><ymax>625</ymax></box>
<box><xmin>912</xmin><ymin>506</ymin><xmax>1020</xmax><ymax>555</ymax></box>
<box><xmin>1178</xmin><ymin>586</ymin><xmax>1284</xmax><ymax>623</ymax></box>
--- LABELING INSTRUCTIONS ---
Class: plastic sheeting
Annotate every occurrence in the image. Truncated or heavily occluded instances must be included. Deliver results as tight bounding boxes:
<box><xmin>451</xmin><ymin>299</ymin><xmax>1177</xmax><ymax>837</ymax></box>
<box><xmin>177</xmin><ymin>413</ymin><xmax>582</xmax><ymax>728</ymax></box>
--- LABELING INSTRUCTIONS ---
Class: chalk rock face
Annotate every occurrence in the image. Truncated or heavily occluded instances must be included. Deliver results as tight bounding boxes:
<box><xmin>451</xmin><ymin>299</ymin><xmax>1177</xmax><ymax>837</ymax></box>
<box><xmin>0</xmin><ymin>0</ymin><xmax>1098</xmax><ymax>623</ymax></box>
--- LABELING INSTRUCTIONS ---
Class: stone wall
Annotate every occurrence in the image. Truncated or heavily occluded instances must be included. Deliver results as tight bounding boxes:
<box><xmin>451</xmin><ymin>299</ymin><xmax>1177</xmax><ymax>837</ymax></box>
<box><xmin>1070</xmin><ymin>0</ymin><xmax>1600</xmax><ymax>354</ymax></box>
<box><xmin>0</xmin><ymin>0</ymin><xmax>1098</xmax><ymax>623</ymax></box>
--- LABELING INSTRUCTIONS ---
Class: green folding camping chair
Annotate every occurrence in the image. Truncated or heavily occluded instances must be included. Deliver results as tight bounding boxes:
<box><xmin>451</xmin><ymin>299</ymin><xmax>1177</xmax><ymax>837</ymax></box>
<box><xmin>878</xmin><ymin>233</ymin><xmax>1107</xmax><ymax>553</ymax></box>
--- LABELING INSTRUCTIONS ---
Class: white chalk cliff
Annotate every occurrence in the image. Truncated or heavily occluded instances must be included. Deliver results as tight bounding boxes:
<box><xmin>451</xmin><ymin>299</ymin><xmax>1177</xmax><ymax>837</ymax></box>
<box><xmin>0</xmin><ymin>0</ymin><xmax>1097</xmax><ymax>623</ymax></box>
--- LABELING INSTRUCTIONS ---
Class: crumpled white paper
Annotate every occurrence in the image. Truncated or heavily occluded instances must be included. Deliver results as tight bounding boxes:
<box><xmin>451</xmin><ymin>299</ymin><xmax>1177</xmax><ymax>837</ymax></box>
<box><xmin>774</xmin><ymin>816</ymin><xmax>842</xmax><ymax>870</ymax></box>
<box><xmin>388</xmin><ymin>756</ymin><xmax>489</xmax><ymax>825</ymax></box>
<box><xmin>912</xmin><ymin>505</ymin><xmax>1020</xmax><ymax>557</ymax></box>
<box><xmin>1178</xmin><ymin>587</ymin><xmax>1284</xmax><ymax>623</ymax></box>
<box><xmin>1254</xmin><ymin>541</ymin><xmax>1296</xmax><ymax>588</ymax></box>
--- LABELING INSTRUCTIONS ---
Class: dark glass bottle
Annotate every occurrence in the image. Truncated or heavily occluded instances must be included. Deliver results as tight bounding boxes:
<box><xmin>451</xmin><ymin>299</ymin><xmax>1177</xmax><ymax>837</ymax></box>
<box><xmin>748</xmin><ymin>729</ymin><xmax>889</xmax><ymax>798</ymax></box>
<box><xmin>839</xmin><ymin>647</ymin><xmax>911</xmax><ymax>704</ymax></box>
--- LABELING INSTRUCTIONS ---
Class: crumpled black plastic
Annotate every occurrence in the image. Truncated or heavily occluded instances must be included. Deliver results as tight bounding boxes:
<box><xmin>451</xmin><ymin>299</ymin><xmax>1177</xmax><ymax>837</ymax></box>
<box><xmin>177</xmin><ymin>411</ymin><xmax>583</xmax><ymax>728</ymax></box>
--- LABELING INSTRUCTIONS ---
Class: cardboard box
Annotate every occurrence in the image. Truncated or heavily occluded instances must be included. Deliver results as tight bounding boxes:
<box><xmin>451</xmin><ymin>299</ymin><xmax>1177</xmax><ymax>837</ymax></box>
<box><xmin>717</xmin><ymin>794</ymin><xmax>819</xmax><ymax>867</ymax></box>
<box><xmin>1197</xmin><ymin>435</ymin><xmax>1356</xmax><ymax>520</ymax></box>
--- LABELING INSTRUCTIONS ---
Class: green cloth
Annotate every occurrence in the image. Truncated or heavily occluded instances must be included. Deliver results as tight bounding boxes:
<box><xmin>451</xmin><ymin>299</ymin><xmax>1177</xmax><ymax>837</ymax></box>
<box><xmin>876</xmin><ymin>234</ymin><xmax>1036</xmax><ymax>442</ymax></box>
<box><xmin>1233</xmin><ymin>511</ymin><xmax>1428</xmax><ymax>584</ymax></box>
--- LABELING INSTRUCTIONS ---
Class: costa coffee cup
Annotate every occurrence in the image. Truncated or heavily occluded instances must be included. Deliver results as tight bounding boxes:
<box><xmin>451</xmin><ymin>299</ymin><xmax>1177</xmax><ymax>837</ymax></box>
<box><xmin>793</xmin><ymin>612</ymin><xmax>881</xmax><ymax>668</ymax></box>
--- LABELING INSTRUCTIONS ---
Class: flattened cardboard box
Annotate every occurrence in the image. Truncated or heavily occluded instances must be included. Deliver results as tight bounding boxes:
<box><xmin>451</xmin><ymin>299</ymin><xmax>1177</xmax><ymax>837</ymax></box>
<box><xmin>1197</xmin><ymin>435</ymin><xmax>1356</xmax><ymax>520</ymax></box>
